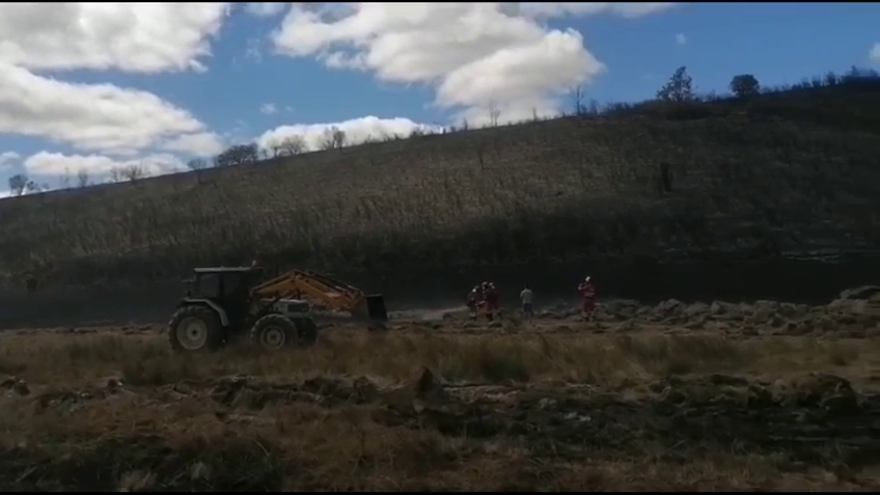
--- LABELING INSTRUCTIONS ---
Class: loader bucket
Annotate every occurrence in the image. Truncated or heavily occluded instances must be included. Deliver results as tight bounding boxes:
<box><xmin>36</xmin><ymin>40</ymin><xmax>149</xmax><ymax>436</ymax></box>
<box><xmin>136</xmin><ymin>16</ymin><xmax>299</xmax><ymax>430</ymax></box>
<box><xmin>365</xmin><ymin>294</ymin><xmax>388</xmax><ymax>322</ymax></box>
<box><xmin>351</xmin><ymin>294</ymin><xmax>388</xmax><ymax>322</ymax></box>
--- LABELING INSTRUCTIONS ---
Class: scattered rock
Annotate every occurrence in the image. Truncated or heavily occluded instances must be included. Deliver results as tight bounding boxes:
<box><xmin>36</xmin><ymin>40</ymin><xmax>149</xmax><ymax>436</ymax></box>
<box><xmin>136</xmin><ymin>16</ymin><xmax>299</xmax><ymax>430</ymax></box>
<box><xmin>1</xmin><ymin>377</ymin><xmax>29</xmax><ymax>396</ymax></box>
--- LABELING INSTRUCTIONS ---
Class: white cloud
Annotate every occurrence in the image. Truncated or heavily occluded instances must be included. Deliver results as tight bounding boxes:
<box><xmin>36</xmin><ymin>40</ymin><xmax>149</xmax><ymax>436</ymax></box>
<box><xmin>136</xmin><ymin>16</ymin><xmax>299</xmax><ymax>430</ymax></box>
<box><xmin>0</xmin><ymin>151</ymin><xmax>21</xmax><ymax>169</ymax></box>
<box><xmin>23</xmin><ymin>151</ymin><xmax>185</xmax><ymax>178</ymax></box>
<box><xmin>244</xmin><ymin>3</ymin><xmax>289</xmax><ymax>18</ymax></box>
<box><xmin>0</xmin><ymin>3</ymin><xmax>231</xmax><ymax>73</ymax></box>
<box><xmin>519</xmin><ymin>2</ymin><xmax>678</xmax><ymax>19</ymax></box>
<box><xmin>161</xmin><ymin>133</ymin><xmax>226</xmax><ymax>157</ymax></box>
<box><xmin>0</xmin><ymin>62</ymin><xmax>223</xmax><ymax>156</ymax></box>
<box><xmin>271</xmin><ymin>3</ymin><xmax>645</xmax><ymax>124</ymax></box>
<box><xmin>260</xmin><ymin>103</ymin><xmax>279</xmax><ymax>115</ymax></box>
<box><xmin>870</xmin><ymin>43</ymin><xmax>880</xmax><ymax>64</ymax></box>
<box><xmin>0</xmin><ymin>3</ymin><xmax>230</xmax><ymax>163</ymax></box>
<box><xmin>675</xmin><ymin>33</ymin><xmax>687</xmax><ymax>46</ymax></box>
<box><xmin>256</xmin><ymin>116</ymin><xmax>438</xmax><ymax>152</ymax></box>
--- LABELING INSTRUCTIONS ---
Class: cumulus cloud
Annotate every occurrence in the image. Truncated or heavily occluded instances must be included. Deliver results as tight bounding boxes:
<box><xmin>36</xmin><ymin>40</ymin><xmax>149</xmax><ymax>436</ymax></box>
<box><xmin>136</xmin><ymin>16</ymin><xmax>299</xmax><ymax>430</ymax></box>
<box><xmin>0</xmin><ymin>4</ymin><xmax>228</xmax><ymax>160</ymax></box>
<box><xmin>870</xmin><ymin>43</ymin><xmax>880</xmax><ymax>64</ymax></box>
<box><xmin>519</xmin><ymin>2</ymin><xmax>678</xmax><ymax>19</ymax></box>
<box><xmin>0</xmin><ymin>151</ymin><xmax>21</xmax><ymax>170</ymax></box>
<box><xmin>256</xmin><ymin>116</ymin><xmax>437</xmax><ymax>152</ymax></box>
<box><xmin>0</xmin><ymin>3</ymin><xmax>231</xmax><ymax>73</ymax></box>
<box><xmin>0</xmin><ymin>62</ymin><xmax>223</xmax><ymax>157</ymax></box>
<box><xmin>675</xmin><ymin>33</ymin><xmax>687</xmax><ymax>45</ymax></box>
<box><xmin>23</xmin><ymin>151</ymin><xmax>185</xmax><ymax>178</ymax></box>
<box><xmin>271</xmin><ymin>3</ymin><xmax>641</xmax><ymax>124</ymax></box>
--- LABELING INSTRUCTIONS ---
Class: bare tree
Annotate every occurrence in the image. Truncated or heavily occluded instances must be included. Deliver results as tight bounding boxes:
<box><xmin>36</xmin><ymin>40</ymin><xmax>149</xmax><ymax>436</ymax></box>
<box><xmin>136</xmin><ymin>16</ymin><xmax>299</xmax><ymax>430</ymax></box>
<box><xmin>319</xmin><ymin>126</ymin><xmax>346</xmax><ymax>151</ymax></box>
<box><xmin>214</xmin><ymin>143</ymin><xmax>259</xmax><ymax>167</ymax></box>
<box><xmin>187</xmin><ymin>158</ymin><xmax>208</xmax><ymax>172</ymax></box>
<box><xmin>8</xmin><ymin>173</ymin><xmax>27</xmax><ymax>196</ymax></box>
<box><xmin>656</xmin><ymin>66</ymin><xmax>695</xmax><ymax>103</ymax></box>
<box><xmin>186</xmin><ymin>158</ymin><xmax>209</xmax><ymax>184</ymax></box>
<box><xmin>120</xmin><ymin>163</ymin><xmax>148</xmax><ymax>182</ymax></box>
<box><xmin>60</xmin><ymin>167</ymin><xmax>71</xmax><ymax>189</ymax></box>
<box><xmin>487</xmin><ymin>101</ymin><xmax>501</xmax><ymax>127</ymax></box>
<box><xmin>24</xmin><ymin>180</ymin><xmax>40</xmax><ymax>193</ymax></box>
<box><xmin>729</xmin><ymin>74</ymin><xmax>760</xmax><ymax>98</ymax></box>
<box><xmin>108</xmin><ymin>166</ymin><xmax>123</xmax><ymax>183</ymax></box>
<box><xmin>76</xmin><ymin>168</ymin><xmax>90</xmax><ymax>188</ymax></box>
<box><xmin>572</xmin><ymin>85</ymin><xmax>585</xmax><ymax>115</ymax></box>
<box><xmin>279</xmin><ymin>135</ymin><xmax>307</xmax><ymax>156</ymax></box>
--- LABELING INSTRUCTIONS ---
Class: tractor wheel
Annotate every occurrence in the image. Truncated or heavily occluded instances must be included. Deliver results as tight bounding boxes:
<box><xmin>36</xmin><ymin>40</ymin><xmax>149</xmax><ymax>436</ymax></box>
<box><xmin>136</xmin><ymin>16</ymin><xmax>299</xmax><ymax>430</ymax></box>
<box><xmin>168</xmin><ymin>305</ymin><xmax>224</xmax><ymax>353</ymax></box>
<box><xmin>250</xmin><ymin>314</ymin><xmax>300</xmax><ymax>351</ymax></box>
<box><xmin>293</xmin><ymin>317</ymin><xmax>318</xmax><ymax>346</ymax></box>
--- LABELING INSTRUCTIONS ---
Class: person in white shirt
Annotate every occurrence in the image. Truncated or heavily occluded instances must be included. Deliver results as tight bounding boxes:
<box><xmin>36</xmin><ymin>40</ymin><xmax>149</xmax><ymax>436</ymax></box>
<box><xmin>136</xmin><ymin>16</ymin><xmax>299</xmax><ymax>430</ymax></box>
<box><xmin>519</xmin><ymin>284</ymin><xmax>534</xmax><ymax>321</ymax></box>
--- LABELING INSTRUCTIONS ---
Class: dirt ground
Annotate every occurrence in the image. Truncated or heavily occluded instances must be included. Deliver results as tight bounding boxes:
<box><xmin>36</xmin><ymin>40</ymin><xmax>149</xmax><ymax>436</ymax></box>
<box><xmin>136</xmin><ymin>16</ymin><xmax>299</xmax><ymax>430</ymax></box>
<box><xmin>1</xmin><ymin>289</ymin><xmax>880</xmax><ymax>491</ymax></box>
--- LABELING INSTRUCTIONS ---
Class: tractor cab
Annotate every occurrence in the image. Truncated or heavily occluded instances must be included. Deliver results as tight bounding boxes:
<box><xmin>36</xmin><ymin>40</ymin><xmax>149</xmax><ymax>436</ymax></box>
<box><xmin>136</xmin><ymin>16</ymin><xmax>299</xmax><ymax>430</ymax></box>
<box><xmin>186</xmin><ymin>266</ymin><xmax>262</xmax><ymax>298</ymax></box>
<box><xmin>182</xmin><ymin>266</ymin><xmax>263</xmax><ymax>328</ymax></box>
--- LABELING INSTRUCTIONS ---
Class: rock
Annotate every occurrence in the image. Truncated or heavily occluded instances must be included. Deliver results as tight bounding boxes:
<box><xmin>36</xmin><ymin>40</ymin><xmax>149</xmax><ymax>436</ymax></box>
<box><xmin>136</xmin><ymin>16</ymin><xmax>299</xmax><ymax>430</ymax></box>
<box><xmin>752</xmin><ymin>300</ymin><xmax>780</xmax><ymax>322</ymax></box>
<box><xmin>838</xmin><ymin>285</ymin><xmax>880</xmax><ymax>301</ymax></box>
<box><xmin>790</xmin><ymin>374</ymin><xmax>854</xmax><ymax>407</ymax></box>
<box><xmin>652</xmin><ymin>299</ymin><xmax>685</xmax><ymax>321</ymax></box>
<box><xmin>821</xmin><ymin>393</ymin><xmax>860</xmax><ymax>416</ymax></box>
<box><xmin>709</xmin><ymin>374</ymin><xmax>749</xmax><ymax>387</ymax></box>
<box><xmin>659</xmin><ymin>386</ymin><xmax>687</xmax><ymax>404</ymax></box>
<box><xmin>604</xmin><ymin>299</ymin><xmax>642</xmax><ymax>320</ymax></box>
<box><xmin>683</xmin><ymin>302</ymin><xmax>709</xmax><ymax>320</ymax></box>
<box><xmin>2</xmin><ymin>377</ymin><xmax>29</xmax><ymax>396</ymax></box>
<box><xmin>710</xmin><ymin>301</ymin><xmax>743</xmax><ymax>320</ymax></box>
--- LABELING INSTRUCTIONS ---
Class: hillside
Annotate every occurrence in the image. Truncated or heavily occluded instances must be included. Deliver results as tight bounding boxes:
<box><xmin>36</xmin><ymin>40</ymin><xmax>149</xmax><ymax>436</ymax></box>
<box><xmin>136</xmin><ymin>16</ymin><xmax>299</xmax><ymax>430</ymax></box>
<box><xmin>1</xmin><ymin>70</ymin><xmax>880</xmax><ymax>294</ymax></box>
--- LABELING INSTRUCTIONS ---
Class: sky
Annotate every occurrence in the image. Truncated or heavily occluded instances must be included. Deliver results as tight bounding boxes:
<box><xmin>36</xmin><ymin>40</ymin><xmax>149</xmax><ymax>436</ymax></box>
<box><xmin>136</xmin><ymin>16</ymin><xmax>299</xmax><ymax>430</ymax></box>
<box><xmin>0</xmin><ymin>2</ymin><xmax>878</xmax><ymax>195</ymax></box>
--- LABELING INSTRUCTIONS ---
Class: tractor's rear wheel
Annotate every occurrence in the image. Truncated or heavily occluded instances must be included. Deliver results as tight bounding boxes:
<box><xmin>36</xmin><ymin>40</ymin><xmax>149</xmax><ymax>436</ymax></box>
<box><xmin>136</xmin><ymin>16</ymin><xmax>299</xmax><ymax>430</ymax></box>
<box><xmin>168</xmin><ymin>305</ymin><xmax>224</xmax><ymax>353</ymax></box>
<box><xmin>250</xmin><ymin>314</ymin><xmax>317</xmax><ymax>350</ymax></box>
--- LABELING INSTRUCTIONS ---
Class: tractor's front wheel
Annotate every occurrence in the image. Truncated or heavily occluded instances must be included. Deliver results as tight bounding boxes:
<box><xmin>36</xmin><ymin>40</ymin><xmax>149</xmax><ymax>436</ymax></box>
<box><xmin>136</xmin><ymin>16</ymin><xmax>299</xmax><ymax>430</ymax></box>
<box><xmin>250</xmin><ymin>314</ymin><xmax>317</xmax><ymax>350</ymax></box>
<box><xmin>168</xmin><ymin>305</ymin><xmax>225</xmax><ymax>353</ymax></box>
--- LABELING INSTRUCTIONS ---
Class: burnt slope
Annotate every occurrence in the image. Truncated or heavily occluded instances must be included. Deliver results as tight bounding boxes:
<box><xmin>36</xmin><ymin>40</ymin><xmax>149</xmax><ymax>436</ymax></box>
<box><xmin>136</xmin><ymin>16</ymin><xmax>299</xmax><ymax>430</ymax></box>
<box><xmin>1</xmin><ymin>77</ymin><xmax>879</xmax><ymax>293</ymax></box>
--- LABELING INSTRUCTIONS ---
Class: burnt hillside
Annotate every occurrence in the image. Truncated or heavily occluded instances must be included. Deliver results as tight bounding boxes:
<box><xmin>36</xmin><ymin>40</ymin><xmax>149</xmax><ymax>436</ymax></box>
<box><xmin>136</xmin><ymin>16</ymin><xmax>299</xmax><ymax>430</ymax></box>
<box><xmin>1</xmin><ymin>71</ymin><xmax>879</xmax><ymax>293</ymax></box>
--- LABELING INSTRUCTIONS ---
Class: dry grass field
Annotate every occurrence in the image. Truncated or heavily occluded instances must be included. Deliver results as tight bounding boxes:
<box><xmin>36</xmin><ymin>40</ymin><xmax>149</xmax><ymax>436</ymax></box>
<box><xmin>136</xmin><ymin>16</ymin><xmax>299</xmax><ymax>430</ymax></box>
<box><xmin>1</xmin><ymin>71</ymin><xmax>879</xmax><ymax>289</ymax></box>
<box><xmin>2</xmin><ymin>291</ymin><xmax>879</xmax><ymax>491</ymax></box>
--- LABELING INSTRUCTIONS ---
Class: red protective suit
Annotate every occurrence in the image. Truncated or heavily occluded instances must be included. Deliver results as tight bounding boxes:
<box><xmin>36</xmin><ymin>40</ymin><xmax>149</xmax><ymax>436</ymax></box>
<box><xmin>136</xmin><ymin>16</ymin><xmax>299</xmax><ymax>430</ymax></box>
<box><xmin>578</xmin><ymin>280</ymin><xmax>597</xmax><ymax>318</ymax></box>
<box><xmin>483</xmin><ymin>282</ymin><xmax>501</xmax><ymax>320</ymax></box>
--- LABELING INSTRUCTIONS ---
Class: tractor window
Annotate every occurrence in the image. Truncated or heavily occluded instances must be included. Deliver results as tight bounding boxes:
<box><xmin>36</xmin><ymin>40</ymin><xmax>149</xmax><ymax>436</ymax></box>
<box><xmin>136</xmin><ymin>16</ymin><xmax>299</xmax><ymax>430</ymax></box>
<box><xmin>222</xmin><ymin>273</ymin><xmax>248</xmax><ymax>297</ymax></box>
<box><xmin>193</xmin><ymin>273</ymin><xmax>221</xmax><ymax>298</ymax></box>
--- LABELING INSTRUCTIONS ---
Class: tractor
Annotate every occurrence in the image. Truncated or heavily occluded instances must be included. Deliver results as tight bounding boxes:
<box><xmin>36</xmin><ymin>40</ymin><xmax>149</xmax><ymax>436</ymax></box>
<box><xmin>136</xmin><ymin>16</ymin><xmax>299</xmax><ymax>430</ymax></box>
<box><xmin>168</xmin><ymin>265</ymin><xmax>388</xmax><ymax>353</ymax></box>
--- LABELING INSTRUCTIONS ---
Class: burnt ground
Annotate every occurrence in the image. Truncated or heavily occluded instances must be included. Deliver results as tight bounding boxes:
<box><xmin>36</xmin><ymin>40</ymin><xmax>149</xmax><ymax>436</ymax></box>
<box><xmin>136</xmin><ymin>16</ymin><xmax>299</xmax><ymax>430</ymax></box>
<box><xmin>1</xmin><ymin>288</ymin><xmax>879</xmax><ymax>491</ymax></box>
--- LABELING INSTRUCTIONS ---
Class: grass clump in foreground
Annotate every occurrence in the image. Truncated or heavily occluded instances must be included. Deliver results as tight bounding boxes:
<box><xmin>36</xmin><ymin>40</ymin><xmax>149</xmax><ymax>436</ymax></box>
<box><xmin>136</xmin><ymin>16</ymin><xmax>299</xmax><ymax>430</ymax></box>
<box><xmin>2</xmin><ymin>328</ymin><xmax>880</xmax><ymax>490</ymax></box>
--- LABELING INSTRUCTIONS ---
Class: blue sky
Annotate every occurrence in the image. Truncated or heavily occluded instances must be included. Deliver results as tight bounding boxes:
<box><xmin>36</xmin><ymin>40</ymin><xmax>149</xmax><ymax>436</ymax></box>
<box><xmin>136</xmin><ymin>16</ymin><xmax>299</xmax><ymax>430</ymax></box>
<box><xmin>0</xmin><ymin>2</ymin><xmax>878</xmax><ymax>194</ymax></box>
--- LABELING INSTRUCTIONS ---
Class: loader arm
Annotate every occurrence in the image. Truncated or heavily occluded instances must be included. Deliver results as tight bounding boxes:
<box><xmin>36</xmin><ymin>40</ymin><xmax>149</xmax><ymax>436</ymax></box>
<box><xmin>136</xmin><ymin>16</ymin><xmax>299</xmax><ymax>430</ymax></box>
<box><xmin>249</xmin><ymin>269</ymin><xmax>367</xmax><ymax>314</ymax></box>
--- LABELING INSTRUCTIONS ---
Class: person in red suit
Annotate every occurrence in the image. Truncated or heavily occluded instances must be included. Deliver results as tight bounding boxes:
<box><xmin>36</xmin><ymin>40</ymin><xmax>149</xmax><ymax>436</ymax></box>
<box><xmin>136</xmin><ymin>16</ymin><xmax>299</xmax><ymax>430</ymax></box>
<box><xmin>578</xmin><ymin>276</ymin><xmax>597</xmax><ymax>321</ymax></box>
<box><xmin>482</xmin><ymin>281</ymin><xmax>501</xmax><ymax>321</ymax></box>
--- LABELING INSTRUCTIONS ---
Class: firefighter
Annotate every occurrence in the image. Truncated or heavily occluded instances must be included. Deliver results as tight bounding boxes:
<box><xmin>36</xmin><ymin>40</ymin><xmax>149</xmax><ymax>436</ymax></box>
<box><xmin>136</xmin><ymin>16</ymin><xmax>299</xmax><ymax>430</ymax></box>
<box><xmin>466</xmin><ymin>285</ymin><xmax>482</xmax><ymax>321</ymax></box>
<box><xmin>519</xmin><ymin>284</ymin><xmax>534</xmax><ymax>322</ymax></box>
<box><xmin>578</xmin><ymin>276</ymin><xmax>597</xmax><ymax>321</ymax></box>
<box><xmin>483</xmin><ymin>281</ymin><xmax>501</xmax><ymax>321</ymax></box>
